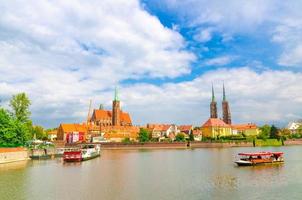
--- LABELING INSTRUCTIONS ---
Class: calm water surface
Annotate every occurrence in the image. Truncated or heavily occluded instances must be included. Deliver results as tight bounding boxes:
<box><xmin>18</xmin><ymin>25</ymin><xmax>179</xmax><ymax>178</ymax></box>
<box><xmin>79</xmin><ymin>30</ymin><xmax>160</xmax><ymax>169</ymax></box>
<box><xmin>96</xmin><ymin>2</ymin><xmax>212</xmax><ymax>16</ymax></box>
<box><xmin>1</xmin><ymin>146</ymin><xmax>302</xmax><ymax>200</ymax></box>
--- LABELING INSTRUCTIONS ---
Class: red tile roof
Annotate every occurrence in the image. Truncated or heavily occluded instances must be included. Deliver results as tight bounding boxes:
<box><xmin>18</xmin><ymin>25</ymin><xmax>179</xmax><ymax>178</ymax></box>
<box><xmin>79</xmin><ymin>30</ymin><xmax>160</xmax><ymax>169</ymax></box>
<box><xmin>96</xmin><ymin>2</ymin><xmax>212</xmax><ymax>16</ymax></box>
<box><xmin>178</xmin><ymin>125</ymin><xmax>193</xmax><ymax>132</ymax></box>
<box><xmin>92</xmin><ymin>109</ymin><xmax>132</xmax><ymax>124</ymax></box>
<box><xmin>60</xmin><ymin>124</ymin><xmax>87</xmax><ymax>133</ymax></box>
<box><xmin>202</xmin><ymin>118</ymin><xmax>231</xmax><ymax>128</ymax></box>
<box><xmin>148</xmin><ymin>124</ymin><xmax>171</xmax><ymax>131</ymax></box>
<box><xmin>232</xmin><ymin>123</ymin><xmax>257</xmax><ymax>130</ymax></box>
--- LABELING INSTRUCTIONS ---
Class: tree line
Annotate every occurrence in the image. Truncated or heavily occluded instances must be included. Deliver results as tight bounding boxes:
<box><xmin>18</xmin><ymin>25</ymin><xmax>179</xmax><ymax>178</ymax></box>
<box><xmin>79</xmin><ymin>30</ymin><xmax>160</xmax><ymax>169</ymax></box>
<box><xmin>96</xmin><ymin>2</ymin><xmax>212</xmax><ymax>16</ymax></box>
<box><xmin>0</xmin><ymin>93</ymin><xmax>48</xmax><ymax>147</ymax></box>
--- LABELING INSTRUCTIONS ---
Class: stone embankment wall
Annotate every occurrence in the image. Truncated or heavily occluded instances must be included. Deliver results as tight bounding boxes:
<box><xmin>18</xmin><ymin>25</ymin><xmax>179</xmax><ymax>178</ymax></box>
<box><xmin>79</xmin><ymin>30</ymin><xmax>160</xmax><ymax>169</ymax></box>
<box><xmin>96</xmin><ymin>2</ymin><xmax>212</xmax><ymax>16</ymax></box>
<box><xmin>0</xmin><ymin>148</ymin><xmax>29</xmax><ymax>164</ymax></box>
<box><xmin>91</xmin><ymin>142</ymin><xmax>188</xmax><ymax>149</ymax></box>
<box><xmin>284</xmin><ymin>139</ymin><xmax>302</xmax><ymax>146</ymax></box>
<box><xmin>190</xmin><ymin>141</ymin><xmax>253</xmax><ymax>148</ymax></box>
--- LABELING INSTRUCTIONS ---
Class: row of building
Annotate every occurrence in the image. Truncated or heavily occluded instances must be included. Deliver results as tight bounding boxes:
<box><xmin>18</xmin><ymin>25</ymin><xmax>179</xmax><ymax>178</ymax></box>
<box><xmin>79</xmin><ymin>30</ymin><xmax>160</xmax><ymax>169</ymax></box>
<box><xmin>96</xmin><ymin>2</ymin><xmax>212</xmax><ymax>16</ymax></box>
<box><xmin>52</xmin><ymin>85</ymin><xmax>259</xmax><ymax>143</ymax></box>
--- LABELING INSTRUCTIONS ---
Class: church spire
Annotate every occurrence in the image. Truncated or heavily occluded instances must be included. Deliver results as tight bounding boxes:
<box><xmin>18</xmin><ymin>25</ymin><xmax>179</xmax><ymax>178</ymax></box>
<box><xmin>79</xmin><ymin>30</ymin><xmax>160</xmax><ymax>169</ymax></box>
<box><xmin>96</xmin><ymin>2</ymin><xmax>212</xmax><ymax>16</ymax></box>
<box><xmin>212</xmin><ymin>83</ymin><xmax>215</xmax><ymax>102</ymax></box>
<box><xmin>210</xmin><ymin>84</ymin><xmax>218</xmax><ymax>118</ymax></box>
<box><xmin>222</xmin><ymin>83</ymin><xmax>231</xmax><ymax>124</ymax></box>
<box><xmin>114</xmin><ymin>86</ymin><xmax>119</xmax><ymax>101</ymax></box>
<box><xmin>223</xmin><ymin>82</ymin><xmax>226</xmax><ymax>101</ymax></box>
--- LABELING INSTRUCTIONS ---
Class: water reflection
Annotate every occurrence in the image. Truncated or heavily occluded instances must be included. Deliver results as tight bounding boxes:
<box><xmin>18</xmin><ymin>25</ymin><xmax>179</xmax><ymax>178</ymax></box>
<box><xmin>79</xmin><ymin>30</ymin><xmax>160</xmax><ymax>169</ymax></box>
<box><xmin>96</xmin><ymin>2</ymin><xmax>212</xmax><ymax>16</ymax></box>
<box><xmin>0</xmin><ymin>160</ymin><xmax>28</xmax><ymax>171</ymax></box>
<box><xmin>1</xmin><ymin>146</ymin><xmax>302</xmax><ymax>200</ymax></box>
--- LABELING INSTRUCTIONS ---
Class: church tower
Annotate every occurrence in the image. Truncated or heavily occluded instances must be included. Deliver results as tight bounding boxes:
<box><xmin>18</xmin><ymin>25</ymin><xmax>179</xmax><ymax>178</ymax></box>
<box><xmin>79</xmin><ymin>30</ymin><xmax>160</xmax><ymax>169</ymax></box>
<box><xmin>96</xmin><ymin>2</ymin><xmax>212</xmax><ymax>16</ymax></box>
<box><xmin>222</xmin><ymin>83</ymin><xmax>232</xmax><ymax>124</ymax></box>
<box><xmin>210</xmin><ymin>84</ymin><xmax>218</xmax><ymax>118</ymax></box>
<box><xmin>112</xmin><ymin>87</ymin><xmax>121</xmax><ymax>126</ymax></box>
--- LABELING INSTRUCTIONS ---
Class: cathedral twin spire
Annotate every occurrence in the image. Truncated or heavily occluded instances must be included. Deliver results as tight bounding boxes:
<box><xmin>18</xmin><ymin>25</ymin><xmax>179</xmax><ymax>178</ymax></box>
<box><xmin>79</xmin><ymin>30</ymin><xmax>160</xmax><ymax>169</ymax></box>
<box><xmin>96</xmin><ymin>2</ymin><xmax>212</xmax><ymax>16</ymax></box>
<box><xmin>210</xmin><ymin>83</ymin><xmax>231</xmax><ymax>124</ymax></box>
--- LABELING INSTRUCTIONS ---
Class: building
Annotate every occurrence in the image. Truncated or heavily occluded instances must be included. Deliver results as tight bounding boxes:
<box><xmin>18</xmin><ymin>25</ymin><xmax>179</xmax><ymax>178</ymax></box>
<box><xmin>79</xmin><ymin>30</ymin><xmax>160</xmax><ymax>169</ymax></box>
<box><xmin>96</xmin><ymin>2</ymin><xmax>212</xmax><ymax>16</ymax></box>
<box><xmin>57</xmin><ymin>88</ymin><xmax>138</xmax><ymax>143</ymax></box>
<box><xmin>47</xmin><ymin>130</ymin><xmax>57</xmax><ymax>141</ymax></box>
<box><xmin>201</xmin><ymin>118</ymin><xmax>232</xmax><ymax>138</ymax></box>
<box><xmin>90</xmin><ymin>87</ymin><xmax>132</xmax><ymax>127</ymax></box>
<box><xmin>222</xmin><ymin>83</ymin><xmax>231</xmax><ymax>125</ymax></box>
<box><xmin>178</xmin><ymin>125</ymin><xmax>193</xmax><ymax>135</ymax></box>
<box><xmin>147</xmin><ymin>124</ymin><xmax>179</xmax><ymax>141</ymax></box>
<box><xmin>192</xmin><ymin>129</ymin><xmax>202</xmax><ymax>141</ymax></box>
<box><xmin>231</xmin><ymin>123</ymin><xmax>259</xmax><ymax>136</ymax></box>
<box><xmin>287</xmin><ymin>120</ymin><xmax>302</xmax><ymax>134</ymax></box>
<box><xmin>57</xmin><ymin>123</ymin><xmax>87</xmax><ymax>142</ymax></box>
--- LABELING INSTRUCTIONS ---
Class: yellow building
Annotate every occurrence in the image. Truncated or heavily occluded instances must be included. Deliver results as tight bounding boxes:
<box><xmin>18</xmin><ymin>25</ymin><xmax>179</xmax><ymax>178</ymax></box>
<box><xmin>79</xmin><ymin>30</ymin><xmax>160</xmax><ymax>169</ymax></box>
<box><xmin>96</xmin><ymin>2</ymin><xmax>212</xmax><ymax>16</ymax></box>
<box><xmin>201</xmin><ymin>118</ymin><xmax>232</xmax><ymax>138</ymax></box>
<box><xmin>231</xmin><ymin>123</ymin><xmax>259</xmax><ymax>136</ymax></box>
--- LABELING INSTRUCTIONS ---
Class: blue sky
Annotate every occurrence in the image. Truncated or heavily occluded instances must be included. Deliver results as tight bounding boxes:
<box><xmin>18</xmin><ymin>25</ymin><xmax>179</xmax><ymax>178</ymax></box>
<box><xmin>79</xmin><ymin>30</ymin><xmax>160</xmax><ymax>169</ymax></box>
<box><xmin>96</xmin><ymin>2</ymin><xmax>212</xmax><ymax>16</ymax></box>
<box><xmin>0</xmin><ymin>0</ymin><xmax>302</xmax><ymax>128</ymax></box>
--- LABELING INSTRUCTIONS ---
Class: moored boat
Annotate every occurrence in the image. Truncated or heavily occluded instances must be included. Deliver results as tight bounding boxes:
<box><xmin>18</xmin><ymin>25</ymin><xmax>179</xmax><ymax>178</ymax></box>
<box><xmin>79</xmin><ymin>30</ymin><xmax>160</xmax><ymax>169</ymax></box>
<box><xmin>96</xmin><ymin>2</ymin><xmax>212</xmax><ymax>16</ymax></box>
<box><xmin>63</xmin><ymin>144</ymin><xmax>101</xmax><ymax>162</ymax></box>
<box><xmin>235</xmin><ymin>152</ymin><xmax>284</xmax><ymax>166</ymax></box>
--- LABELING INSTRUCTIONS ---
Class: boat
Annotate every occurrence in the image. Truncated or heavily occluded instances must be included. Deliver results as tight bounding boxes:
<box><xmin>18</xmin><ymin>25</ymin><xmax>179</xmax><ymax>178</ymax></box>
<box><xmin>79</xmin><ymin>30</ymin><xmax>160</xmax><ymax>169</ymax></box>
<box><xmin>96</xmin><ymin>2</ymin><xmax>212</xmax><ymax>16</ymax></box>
<box><xmin>63</xmin><ymin>144</ymin><xmax>101</xmax><ymax>162</ymax></box>
<box><xmin>235</xmin><ymin>152</ymin><xmax>284</xmax><ymax>166</ymax></box>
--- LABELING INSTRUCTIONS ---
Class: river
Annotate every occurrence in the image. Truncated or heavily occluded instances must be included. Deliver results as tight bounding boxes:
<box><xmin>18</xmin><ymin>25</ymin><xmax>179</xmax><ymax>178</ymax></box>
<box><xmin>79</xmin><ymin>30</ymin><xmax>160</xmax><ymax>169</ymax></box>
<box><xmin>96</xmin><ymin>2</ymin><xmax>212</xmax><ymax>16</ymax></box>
<box><xmin>1</xmin><ymin>146</ymin><xmax>302</xmax><ymax>200</ymax></box>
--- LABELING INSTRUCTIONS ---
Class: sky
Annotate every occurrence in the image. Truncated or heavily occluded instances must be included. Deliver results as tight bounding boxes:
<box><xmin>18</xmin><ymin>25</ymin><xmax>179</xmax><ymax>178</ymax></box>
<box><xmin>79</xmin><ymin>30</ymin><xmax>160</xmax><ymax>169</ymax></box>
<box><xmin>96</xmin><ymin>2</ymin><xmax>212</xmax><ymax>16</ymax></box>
<box><xmin>0</xmin><ymin>0</ymin><xmax>302</xmax><ymax>128</ymax></box>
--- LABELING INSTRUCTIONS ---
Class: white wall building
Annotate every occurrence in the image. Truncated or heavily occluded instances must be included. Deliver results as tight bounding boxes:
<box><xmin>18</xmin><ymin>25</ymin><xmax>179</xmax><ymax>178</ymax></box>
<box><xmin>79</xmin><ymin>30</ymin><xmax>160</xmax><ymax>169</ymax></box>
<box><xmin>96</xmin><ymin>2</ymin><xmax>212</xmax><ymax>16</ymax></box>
<box><xmin>287</xmin><ymin>120</ymin><xmax>302</xmax><ymax>134</ymax></box>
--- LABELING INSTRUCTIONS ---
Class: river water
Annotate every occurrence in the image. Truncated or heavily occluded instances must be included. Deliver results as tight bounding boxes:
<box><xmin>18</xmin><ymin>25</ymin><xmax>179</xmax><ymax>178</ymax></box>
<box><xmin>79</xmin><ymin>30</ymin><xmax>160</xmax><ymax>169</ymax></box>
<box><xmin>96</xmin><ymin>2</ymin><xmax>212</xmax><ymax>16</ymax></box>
<box><xmin>1</xmin><ymin>146</ymin><xmax>302</xmax><ymax>200</ymax></box>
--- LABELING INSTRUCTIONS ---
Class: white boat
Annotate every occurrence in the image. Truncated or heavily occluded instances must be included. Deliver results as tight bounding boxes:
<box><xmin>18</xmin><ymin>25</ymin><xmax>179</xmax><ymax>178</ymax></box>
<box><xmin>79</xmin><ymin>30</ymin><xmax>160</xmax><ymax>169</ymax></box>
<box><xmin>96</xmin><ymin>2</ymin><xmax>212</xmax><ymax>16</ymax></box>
<box><xmin>63</xmin><ymin>144</ymin><xmax>101</xmax><ymax>162</ymax></box>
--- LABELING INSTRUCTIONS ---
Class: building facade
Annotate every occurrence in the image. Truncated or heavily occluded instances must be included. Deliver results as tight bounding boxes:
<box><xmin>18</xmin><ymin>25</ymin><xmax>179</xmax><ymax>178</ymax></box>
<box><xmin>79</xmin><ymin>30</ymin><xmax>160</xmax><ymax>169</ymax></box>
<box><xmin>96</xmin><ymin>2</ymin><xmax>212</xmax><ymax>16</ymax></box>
<box><xmin>201</xmin><ymin>118</ymin><xmax>232</xmax><ymax>138</ymax></box>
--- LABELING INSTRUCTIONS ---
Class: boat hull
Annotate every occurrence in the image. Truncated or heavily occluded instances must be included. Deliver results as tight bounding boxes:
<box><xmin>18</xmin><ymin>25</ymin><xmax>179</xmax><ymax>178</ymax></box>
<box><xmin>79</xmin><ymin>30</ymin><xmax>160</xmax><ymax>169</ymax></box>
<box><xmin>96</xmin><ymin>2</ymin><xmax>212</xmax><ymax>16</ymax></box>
<box><xmin>235</xmin><ymin>160</ymin><xmax>284</xmax><ymax>166</ymax></box>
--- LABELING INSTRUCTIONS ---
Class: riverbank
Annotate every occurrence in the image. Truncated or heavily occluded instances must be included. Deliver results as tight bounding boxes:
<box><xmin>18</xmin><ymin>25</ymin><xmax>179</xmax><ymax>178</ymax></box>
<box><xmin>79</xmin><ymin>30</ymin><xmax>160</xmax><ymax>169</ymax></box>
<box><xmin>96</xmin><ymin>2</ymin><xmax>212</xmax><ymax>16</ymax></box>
<box><xmin>66</xmin><ymin>139</ymin><xmax>302</xmax><ymax>150</ymax></box>
<box><xmin>0</xmin><ymin>148</ymin><xmax>29</xmax><ymax>164</ymax></box>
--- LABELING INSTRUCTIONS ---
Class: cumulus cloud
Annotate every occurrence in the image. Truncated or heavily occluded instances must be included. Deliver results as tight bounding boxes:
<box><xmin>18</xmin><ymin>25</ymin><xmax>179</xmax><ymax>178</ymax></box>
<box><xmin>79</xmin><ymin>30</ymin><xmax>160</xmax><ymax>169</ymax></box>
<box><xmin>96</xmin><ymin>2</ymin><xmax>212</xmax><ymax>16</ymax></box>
<box><xmin>155</xmin><ymin>0</ymin><xmax>302</xmax><ymax>68</ymax></box>
<box><xmin>204</xmin><ymin>56</ymin><xmax>234</xmax><ymax>66</ymax></box>
<box><xmin>1</xmin><ymin>0</ymin><xmax>301</xmax><ymax>128</ymax></box>
<box><xmin>0</xmin><ymin>0</ymin><xmax>194</xmax><ymax>127</ymax></box>
<box><xmin>121</xmin><ymin>67</ymin><xmax>302</xmax><ymax>127</ymax></box>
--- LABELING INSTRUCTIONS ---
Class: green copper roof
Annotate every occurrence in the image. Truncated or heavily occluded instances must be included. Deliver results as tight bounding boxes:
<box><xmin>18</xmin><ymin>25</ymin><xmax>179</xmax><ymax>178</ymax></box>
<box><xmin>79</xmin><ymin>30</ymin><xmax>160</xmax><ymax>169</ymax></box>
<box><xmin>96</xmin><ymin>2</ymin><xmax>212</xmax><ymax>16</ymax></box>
<box><xmin>223</xmin><ymin>82</ymin><xmax>226</xmax><ymax>101</ymax></box>
<box><xmin>114</xmin><ymin>86</ymin><xmax>119</xmax><ymax>101</ymax></box>
<box><xmin>211</xmin><ymin>83</ymin><xmax>215</xmax><ymax>102</ymax></box>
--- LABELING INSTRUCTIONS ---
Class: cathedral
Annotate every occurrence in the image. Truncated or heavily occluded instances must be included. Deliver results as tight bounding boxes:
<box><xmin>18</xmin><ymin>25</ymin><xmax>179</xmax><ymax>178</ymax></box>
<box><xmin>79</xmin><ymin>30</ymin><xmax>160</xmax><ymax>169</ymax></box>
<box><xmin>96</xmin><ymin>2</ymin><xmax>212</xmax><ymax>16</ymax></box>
<box><xmin>90</xmin><ymin>87</ymin><xmax>132</xmax><ymax>127</ymax></box>
<box><xmin>209</xmin><ymin>83</ymin><xmax>231</xmax><ymax>124</ymax></box>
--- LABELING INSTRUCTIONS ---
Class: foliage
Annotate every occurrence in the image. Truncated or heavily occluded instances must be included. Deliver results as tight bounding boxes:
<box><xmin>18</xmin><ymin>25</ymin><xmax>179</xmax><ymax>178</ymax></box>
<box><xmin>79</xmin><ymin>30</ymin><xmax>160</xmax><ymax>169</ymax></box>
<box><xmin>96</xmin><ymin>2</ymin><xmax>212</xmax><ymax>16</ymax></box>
<box><xmin>255</xmin><ymin>139</ymin><xmax>282</xmax><ymax>146</ymax></box>
<box><xmin>258</xmin><ymin>124</ymin><xmax>271</xmax><ymax>139</ymax></box>
<box><xmin>279</xmin><ymin>128</ymin><xmax>291</xmax><ymax>138</ymax></box>
<box><xmin>175</xmin><ymin>133</ymin><xmax>185</xmax><ymax>142</ymax></box>
<box><xmin>0</xmin><ymin>108</ymin><xmax>31</xmax><ymax>146</ymax></box>
<box><xmin>9</xmin><ymin>93</ymin><xmax>31</xmax><ymax>123</ymax></box>
<box><xmin>122</xmin><ymin>137</ymin><xmax>131</xmax><ymax>144</ymax></box>
<box><xmin>189</xmin><ymin>131</ymin><xmax>194</xmax><ymax>141</ymax></box>
<box><xmin>289</xmin><ymin>133</ymin><xmax>302</xmax><ymax>139</ymax></box>
<box><xmin>297</xmin><ymin>125</ymin><xmax>302</xmax><ymax>135</ymax></box>
<box><xmin>138</xmin><ymin>128</ymin><xmax>150</xmax><ymax>143</ymax></box>
<box><xmin>269</xmin><ymin>125</ymin><xmax>279</xmax><ymax>139</ymax></box>
<box><xmin>31</xmin><ymin>125</ymin><xmax>47</xmax><ymax>140</ymax></box>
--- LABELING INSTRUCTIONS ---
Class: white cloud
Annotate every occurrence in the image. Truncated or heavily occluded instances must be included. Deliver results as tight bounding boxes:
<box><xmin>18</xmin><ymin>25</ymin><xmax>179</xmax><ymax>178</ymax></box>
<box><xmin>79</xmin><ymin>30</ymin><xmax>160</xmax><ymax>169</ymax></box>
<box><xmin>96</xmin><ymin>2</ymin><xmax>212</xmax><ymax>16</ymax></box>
<box><xmin>121</xmin><ymin>67</ymin><xmax>302</xmax><ymax>127</ymax></box>
<box><xmin>194</xmin><ymin>28</ymin><xmax>213</xmax><ymax>42</ymax></box>
<box><xmin>204</xmin><ymin>56</ymin><xmax>234</xmax><ymax>66</ymax></box>
<box><xmin>1</xmin><ymin>1</ymin><xmax>302</xmax><ymax>128</ymax></box>
<box><xmin>157</xmin><ymin>0</ymin><xmax>302</xmax><ymax>68</ymax></box>
<box><xmin>0</xmin><ymin>0</ymin><xmax>195</xmax><ymax>127</ymax></box>
<box><xmin>278</xmin><ymin>44</ymin><xmax>302</xmax><ymax>67</ymax></box>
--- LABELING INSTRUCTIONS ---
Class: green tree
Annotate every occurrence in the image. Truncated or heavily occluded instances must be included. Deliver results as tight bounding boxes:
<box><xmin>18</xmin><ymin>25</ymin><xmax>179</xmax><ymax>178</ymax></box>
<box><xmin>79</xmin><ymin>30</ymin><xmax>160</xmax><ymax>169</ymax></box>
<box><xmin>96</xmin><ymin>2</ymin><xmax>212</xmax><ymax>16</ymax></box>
<box><xmin>32</xmin><ymin>125</ymin><xmax>46</xmax><ymax>140</ymax></box>
<box><xmin>258</xmin><ymin>124</ymin><xmax>271</xmax><ymax>139</ymax></box>
<box><xmin>9</xmin><ymin>93</ymin><xmax>31</xmax><ymax>123</ymax></box>
<box><xmin>122</xmin><ymin>137</ymin><xmax>131</xmax><ymax>144</ymax></box>
<box><xmin>297</xmin><ymin>125</ymin><xmax>302</xmax><ymax>135</ymax></box>
<box><xmin>270</xmin><ymin>125</ymin><xmax>279</xmax><ymax>139</ymax></box>
<box><xmin>138</xmin><ymin>128</ymin><xmax>150</xmax><ymax>142</ymax></box>
<box><xmin>175</xmin><ymin>133</ymin><xmax>185</xmax><ymax>142</ymax></box>
<box><xmin>0</xmin><ymin>108</ymin><xmax>30</xmax><ymax>146</ymax></box>
<box><xmin>189</xmin><ymin>131</ymin><xmax>194</xmax><ymax>141</ymax></box>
